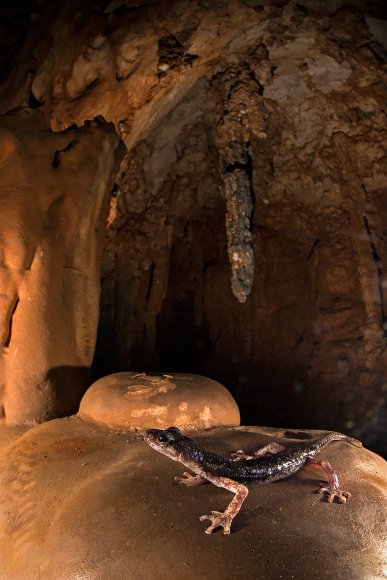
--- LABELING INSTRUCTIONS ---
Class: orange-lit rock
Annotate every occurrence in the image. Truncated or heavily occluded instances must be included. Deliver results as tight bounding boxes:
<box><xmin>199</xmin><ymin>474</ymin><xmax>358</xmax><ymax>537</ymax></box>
<box><xmin>0</xmin><ymin>110</ymin><xmax>124</xmax><ymax>424</ymax></box>
<box><xmin>0</xmin><ymin>0</ymin><xmax>386</xmax><ymax>446</ymax></box>
<box><xmin>0</xmin><ymin>418</ymin><xmax>385</xmax><ymax>579</ymax></box>
<box><xmin>79</xmin><ymin>372</ymin><xmax>240</xmax><ymax>429</ymax></box>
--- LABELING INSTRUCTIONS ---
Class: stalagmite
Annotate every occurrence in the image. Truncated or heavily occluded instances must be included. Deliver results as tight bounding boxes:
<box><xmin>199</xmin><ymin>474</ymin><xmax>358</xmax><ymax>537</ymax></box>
<box><xmin>0</xmin><ymin>110</ymin><xmax>124</xmax><ymax>423</ymax></box>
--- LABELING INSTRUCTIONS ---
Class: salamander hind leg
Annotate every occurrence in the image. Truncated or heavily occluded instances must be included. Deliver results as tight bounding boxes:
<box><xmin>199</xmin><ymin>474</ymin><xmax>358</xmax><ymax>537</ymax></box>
<box><xmin>305</xmin><ymin>458</ymin><xmax>352</xmax><ymax>504</ymax></box>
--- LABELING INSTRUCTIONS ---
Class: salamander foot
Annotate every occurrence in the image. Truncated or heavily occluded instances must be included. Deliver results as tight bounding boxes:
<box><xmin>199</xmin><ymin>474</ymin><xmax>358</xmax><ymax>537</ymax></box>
<box><xmin>199</xmin><ymin>510</ymin><xmax>232</xmax><ymax>534</ymax></box>
<box><xmin>175</xmin><ymin>472</ymin><xmax>208</xmax><ymax>486</ymax></box>
<box><xmin>319</xmin><ymin>484</ymin><xmax>351</xmax><ymax>504</ymax></box>
<box><xmin>305</xmin><ymin>458</ymin><xmax>352</xmax><ymax>504</ymax></box>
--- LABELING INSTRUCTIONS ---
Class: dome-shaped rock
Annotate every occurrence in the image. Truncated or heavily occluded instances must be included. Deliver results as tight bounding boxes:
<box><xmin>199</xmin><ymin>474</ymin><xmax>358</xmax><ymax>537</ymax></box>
<box><xmin>78</xmin><ymin>372</ymin><xmax>240</xmax><ymax>429</ymax></box>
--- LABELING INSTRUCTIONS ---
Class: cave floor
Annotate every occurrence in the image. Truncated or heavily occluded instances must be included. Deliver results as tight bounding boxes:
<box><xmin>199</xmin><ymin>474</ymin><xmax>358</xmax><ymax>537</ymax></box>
<box><xmin>0</xmin><ymin>417</ymin><xmax>385</xmax><ymax>579</ymax></box>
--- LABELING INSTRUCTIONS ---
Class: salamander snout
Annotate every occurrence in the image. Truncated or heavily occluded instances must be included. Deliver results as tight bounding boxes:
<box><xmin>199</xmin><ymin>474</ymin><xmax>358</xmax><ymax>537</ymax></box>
<box><xmin>144</xmin><ymin>427</ymin><xmax>182</xmax><ymax>457</ymax></box>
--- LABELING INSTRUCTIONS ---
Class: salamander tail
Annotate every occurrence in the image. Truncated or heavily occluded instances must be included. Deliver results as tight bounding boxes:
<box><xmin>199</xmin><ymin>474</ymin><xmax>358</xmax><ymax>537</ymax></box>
<box><xmin>312</xmin><ymin>432</ymin><xmax>362</xmax><ymax>453</ymax></box>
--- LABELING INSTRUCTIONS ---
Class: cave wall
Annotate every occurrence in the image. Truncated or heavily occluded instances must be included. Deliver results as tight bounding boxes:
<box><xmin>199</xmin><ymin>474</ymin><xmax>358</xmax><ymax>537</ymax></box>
<box><xmin>0</xmin><ymin>0</ymin><xmax>386</xmax><ymax>448</ymax></box>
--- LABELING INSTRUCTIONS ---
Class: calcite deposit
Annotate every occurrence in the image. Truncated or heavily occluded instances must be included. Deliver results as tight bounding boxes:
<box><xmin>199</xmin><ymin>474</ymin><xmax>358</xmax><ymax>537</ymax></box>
<box><xmin>0</xmin><ymin>0</ymin><xmax>385</xmax><ymax>451</ymax></box>
<box><xmin>0</xmin><ymin>1</ymin><xmax>386</xmax><ymax>578</ymax></box>
<box><xmin>79</xmin><ymin>371</ymin><xmax>241</xmax><ymax>429</ymax></box>
<box><xmin>0</xmin><ymin>110</ymin><xmax>124</xmax><ymax>424</ymax></box>
<box><xmin>0</xmin><ymin>419</ymin><xmax>386</xmax><ymax>579</ymax></box>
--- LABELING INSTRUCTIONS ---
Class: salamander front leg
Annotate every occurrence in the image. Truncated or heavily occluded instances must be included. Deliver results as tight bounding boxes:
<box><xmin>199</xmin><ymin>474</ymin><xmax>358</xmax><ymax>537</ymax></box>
<box><xmin>175</xmin><ymin>472</ymin><xmax>208</xmax><ymax>487</ymax></box>
<box><xmin>231</xmin><ymin>442</ymin><xmax>286</xmax><ymax>461</ymax></box>
<box><xmin>199</xmin><ymin>476</ymin><xmax>248</xmax><ymax>534</ymax></box>
<box><xmin>305</xmin><ymin>458</ymin><xmax>351</xmax><ymax>503</ymax></box>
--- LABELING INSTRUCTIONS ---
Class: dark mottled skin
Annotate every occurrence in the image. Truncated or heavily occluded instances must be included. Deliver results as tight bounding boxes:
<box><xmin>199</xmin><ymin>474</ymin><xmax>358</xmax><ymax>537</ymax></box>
<box><xmin>144</xmin><ymin>427</ymin><xmax>362</xmax><ymax>534</ymax></box>
<box><xmin>146</xmin><ymin>429</ymin><xmax>359</xmax><ymax>483</ymax></box>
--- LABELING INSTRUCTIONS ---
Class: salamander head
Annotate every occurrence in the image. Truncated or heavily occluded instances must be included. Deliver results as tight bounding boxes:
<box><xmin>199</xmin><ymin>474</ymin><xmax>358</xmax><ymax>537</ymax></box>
<box><xmin>144</xmin><ymin>426</ymin><xmax>183</xmax><ymax>460</ymax></box>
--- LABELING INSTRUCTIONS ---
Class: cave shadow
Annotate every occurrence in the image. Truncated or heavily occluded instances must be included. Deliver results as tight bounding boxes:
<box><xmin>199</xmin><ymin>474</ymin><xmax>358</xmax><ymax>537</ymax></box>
<box><xmin>45</xmin><ymin>365</ymin><xmax>92</xmax><ymax>418</ymax></box>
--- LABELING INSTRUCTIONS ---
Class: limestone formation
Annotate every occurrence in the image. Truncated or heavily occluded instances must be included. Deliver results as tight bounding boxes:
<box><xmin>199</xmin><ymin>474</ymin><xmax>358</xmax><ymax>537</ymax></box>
<box><xmin>0</xmin><ymin>2</ymin><xmax>386</xmax><ymax>578</ymax></box>
<box><xmin>0</xmin><ymin>110</ymin><xmax>124</xmax><ymax>424</ymax></box>
<box><xmin>0</xmin><ymin>419</ymin><xmax>385</xmax><ymax>579</ymax></box>
<box><xmin>79</xmin><ymin>372</ymin><xmax>240</xmax><ymax>429</ymax></box>
<box><xmin>0</xmin><ymin>0</ymin><xmax>385</xmax><ymax>448</ymax></box>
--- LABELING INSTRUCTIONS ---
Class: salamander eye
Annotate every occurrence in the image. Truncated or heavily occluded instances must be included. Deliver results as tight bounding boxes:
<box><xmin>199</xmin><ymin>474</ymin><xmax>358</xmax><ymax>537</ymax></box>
<box><xmin>157</xmin><ymin>432</ymin><xmax>170</xmax><ymax>444</ymax></box>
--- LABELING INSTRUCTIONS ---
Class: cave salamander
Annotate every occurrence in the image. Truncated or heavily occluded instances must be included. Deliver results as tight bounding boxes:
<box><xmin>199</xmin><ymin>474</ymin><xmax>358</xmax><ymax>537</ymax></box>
<box><xmin>144</xmin><ymin>427</ymin><xmax>362</xmax><ymax>534</ymax></box>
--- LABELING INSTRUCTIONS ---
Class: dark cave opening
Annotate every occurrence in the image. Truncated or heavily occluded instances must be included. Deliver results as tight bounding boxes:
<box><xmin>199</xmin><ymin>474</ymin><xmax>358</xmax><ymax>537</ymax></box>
<box><xmin>92</xmin><ymin>181</ymin><xmax>387</xmax><ymax>458</ymax></box>
<box><xmin>93</xmin><ymin>209</ymin><xmax>314</xmax><ymax>435</ymax></box>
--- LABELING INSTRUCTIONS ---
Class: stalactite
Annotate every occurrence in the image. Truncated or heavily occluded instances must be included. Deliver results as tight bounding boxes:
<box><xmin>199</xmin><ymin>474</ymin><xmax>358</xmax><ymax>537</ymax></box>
<box><xmin>215</xmin><ymin>69</ymin><xmax>267</xmax><ymax>303</ymax></box>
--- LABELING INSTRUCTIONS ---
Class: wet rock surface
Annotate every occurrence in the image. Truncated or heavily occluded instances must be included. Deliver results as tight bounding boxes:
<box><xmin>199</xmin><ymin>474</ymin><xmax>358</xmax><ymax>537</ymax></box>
<box><xmin>79</xmin><ymin>372</ymin><xmax>240</xmax><ymax>429</ymax></box>
<box><xmin>0</xmin><ymin>417</ymin><xmax>385</xmax><ymax>579</ymax></box>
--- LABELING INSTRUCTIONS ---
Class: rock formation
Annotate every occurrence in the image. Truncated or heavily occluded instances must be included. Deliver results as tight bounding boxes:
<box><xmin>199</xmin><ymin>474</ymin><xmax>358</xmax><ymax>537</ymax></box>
<box><xmin>0</xmin><ymin>419</ymin><xmax>385</xmax><ymax>579</ymax></box>
<box><xmin>0</xmin><ymin>1</ymin><xmax>386</xmax><ymax>577</ymax></box>
<box><xmin>0</xmin><ymin>1</ymin><xmax>385</xmax><ymax>445</ymax></box>
<box><xmin>79</xmin><ymin>371</ymin><xmax>241</xmax><ymax>429</ymax></box>
<box><xmin>0</xmin><ymin>110</ymin><xmax>124</xmax><ymax>423</ymax></box>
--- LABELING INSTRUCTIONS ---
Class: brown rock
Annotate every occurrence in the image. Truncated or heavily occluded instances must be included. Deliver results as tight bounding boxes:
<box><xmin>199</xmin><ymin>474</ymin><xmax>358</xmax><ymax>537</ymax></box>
<box><xmin>79</xmin><ymin>372</ymin><xmax>241</xmax><ymax>429</ymax></box>
<box><xmin>0</xmin><ymin>0</ymin><xmax>386</xmax><ymax>451</ymax></box>
<box><xmin>0</xmin><ymin>110</ymin><xmax>124</xmax><ymax>424</ymax></box>
<box><xmin>0</xmin><ymin>418</ymin><xmax>385</xmax><ymax>579</ymax></box>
